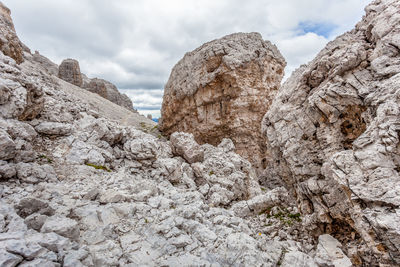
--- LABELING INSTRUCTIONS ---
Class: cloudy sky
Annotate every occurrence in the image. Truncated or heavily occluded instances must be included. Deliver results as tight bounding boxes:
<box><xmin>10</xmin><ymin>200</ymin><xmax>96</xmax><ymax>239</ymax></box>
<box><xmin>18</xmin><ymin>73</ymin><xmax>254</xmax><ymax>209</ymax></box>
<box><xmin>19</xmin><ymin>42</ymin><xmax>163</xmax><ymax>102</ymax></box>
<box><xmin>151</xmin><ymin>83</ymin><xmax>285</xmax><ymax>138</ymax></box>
<box><xmin>4</xmin><ymin>0</ymin><xmax>371</xmax><ymax>118</ymax></box>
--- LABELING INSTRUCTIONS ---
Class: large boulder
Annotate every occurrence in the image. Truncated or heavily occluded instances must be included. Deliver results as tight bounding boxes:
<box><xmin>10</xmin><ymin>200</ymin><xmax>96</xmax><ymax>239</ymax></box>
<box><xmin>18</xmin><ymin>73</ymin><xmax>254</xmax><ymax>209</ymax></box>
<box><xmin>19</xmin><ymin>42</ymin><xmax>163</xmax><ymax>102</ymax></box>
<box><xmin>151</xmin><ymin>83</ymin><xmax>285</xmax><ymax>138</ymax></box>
<box><xmin>58</xmin><ymin>59</ymin><xmax>83</xmax><ymax>87</ymax></box>
<box><xmin>160</xmin><ymin>32</ymin><xmax>286</xmax><ymax>171</ymax></box>
<box><xmin>262</xmin><ymin>0</ymin><xmax>400</xmax><ymax>264</ymax></box>
<box><xmin>0</xmin><ymin>2</ymin><xmax>23</xmax><ymax>64</ymax></box>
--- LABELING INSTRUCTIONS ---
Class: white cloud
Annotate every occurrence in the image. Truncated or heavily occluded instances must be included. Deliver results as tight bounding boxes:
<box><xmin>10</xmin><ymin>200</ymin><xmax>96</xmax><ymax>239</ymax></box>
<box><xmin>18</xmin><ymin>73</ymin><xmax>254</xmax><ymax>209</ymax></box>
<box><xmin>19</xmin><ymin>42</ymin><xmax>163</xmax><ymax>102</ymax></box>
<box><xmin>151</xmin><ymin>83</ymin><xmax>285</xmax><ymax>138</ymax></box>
<box><xmin>3</xmin><ymin>0</ymin><xmax>372</xmax><ymax>118</ymax></box>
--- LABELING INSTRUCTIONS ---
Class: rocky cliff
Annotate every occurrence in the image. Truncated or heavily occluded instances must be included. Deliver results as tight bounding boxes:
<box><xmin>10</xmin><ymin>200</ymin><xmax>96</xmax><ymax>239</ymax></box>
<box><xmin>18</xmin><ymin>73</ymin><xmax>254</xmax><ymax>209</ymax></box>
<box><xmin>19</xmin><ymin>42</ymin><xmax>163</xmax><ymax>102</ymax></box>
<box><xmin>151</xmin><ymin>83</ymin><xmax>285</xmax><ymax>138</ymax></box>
<box><xmin>58</xmin><ymin>59</ymin><xmax>135</xmax><ymax>111</ymax></box>
<box><xmin>0</xmin><ymin>2</ymin><xmax>24</xmax><ymax>64</ymax></box>
<box><xmin>262</xmin><ymin>0</ymin><xmax>400</xmax><ymax>264</ymax></box>
<box><xmin>160</xmin><ymin>32</ymin><xmax>286</xmax><ymax>171</ymax></box>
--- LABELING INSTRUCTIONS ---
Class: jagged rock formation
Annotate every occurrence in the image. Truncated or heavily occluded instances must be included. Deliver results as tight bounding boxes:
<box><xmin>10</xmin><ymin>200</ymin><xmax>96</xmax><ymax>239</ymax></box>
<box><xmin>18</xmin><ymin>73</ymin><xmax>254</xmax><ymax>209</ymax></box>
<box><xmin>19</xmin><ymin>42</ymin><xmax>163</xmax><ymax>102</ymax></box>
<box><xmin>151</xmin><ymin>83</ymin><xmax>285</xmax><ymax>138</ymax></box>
<box><xmin>84</xmin><ymin>78</ymin><xmax>133</xmax><ymax>110</ymax></box>
<box><xmin>58</xmin><ymin>59</ymin><xmax>83</xmax><ymax>87</ymax></box>
<box><xmin>57</xmin><ymin>58</ymin><xmax>134</xmax><ymax>110</ymax></box>
<box><xmin>0</xmin><ymin>2</ymin><xmax>23</xmax><ymax>64</ymax></box>
<box><xmin>262</xmin><ymin>0</ymin><xmax>400</xmax><ymax>265</ymax></box>
<box><xmin>160</xmin><ymin>32</ymin><xmax>286</xmax><ymax>171</ymax></box>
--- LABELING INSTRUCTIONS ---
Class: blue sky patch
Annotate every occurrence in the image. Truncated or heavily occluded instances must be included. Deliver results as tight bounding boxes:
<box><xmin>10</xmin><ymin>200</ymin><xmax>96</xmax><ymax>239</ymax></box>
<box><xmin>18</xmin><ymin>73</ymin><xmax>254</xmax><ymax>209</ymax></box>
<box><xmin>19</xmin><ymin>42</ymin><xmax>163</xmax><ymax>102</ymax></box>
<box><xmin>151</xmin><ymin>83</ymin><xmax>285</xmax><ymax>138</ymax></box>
<box><xmin>297</xmin><ymin>21</ymin><xmax>337</xmax><ymax>38</ymax></box>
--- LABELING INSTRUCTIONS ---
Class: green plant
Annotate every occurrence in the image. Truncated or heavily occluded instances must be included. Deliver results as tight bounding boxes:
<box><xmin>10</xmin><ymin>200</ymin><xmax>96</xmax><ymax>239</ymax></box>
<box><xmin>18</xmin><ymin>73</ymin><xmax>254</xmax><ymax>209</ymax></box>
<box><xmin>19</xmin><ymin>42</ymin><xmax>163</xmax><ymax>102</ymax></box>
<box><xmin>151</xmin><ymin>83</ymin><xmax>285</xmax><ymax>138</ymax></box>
<box><xmin>209</xmin><ymin>170</ymin><xmax>214</xmax><ymax>175</ymax></box>
<box><xmin>38</xmin><ymin>154</ymin><xmax>53</xmax><ymax>163</ymax></box>
<box><xmin>85</xmin><ymin>163</ymin><xmax>111</xmax><ymax>172</ymax></box>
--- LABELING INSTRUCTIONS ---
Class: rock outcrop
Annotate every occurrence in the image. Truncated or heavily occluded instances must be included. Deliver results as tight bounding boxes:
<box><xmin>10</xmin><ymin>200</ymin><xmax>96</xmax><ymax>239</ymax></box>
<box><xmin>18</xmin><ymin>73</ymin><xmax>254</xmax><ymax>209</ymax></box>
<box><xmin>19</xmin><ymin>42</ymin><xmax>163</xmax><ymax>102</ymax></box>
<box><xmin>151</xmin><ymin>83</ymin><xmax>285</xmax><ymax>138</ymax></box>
<box><xmin>84</xmin><ymin>78</ymin><xmax>133</xmax><ymax>110</ymax></box>
<box><xmin>58</xmin><ymin>59</ymin><xmax>134</xmax><ymax>110</ymax></box>
<box><xmin>58</xmin><ymin>59</ymin><xmax>83</xmax><ymax>87</ymax></box>
<box><xmin>262</xmin><ymin>0</ymin><xmax>400</xmax><ymax>264</ymax></box>
<box><xmin>0</xmin><ymin>2</ymin><xmax>23</xmax><ymax>64</ymax></box>
<box><xmin>160</xmin><ymin>32</ymin><xmax>286</xmax><ymax>171</ymax></box>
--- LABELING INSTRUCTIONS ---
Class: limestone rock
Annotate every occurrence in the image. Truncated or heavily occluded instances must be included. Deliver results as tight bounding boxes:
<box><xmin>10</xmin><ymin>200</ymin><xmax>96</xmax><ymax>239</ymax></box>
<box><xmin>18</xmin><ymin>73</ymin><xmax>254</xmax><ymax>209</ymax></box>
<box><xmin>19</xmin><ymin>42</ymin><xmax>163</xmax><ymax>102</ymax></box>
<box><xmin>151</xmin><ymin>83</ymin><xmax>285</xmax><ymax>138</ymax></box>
<box><xmin>32</xmin><ymin>51</ymin><xmax>58</xmax><ymax>76</ymax></box>
<box><xmin>58</xmin><ymin>59</ymin><xmax>83</xmax><ymax>87</ymax></box>
<box><xmin>314</xmin><ymin>234</ymin><xmax>352</xmax><ymax>267</ymax></box>
<box><xmin>261</xmin><ymin>0</ymin><xmax>400</xmax><ymax>264</ymax></box>
<box><xmin>41</xmin><ymin>216</ymin><xmax>80</xmax><ymax>241</ymax></box>
<box><xmin>160</xmin><ymin>32</ymin><xmax>286</xmax><ymax>170</ymax></box>
<box><xmin>35</xmin><ymin>122</ymin><xmax>72</xmax><ymax>136</ymax></box>
<box><xmin>83</xmin><ymin>78</ymin><xmax>133</xmax><ymax>110</ymax></box>
<box><xmin>170</xmin><ymin>132</ymin><xmax>204</xmax><ymax>164</ymax></box>
<box><xmin>0</xmin><ymin>2</ymin><xmax>23</xmax><ymax>64</ymax></box>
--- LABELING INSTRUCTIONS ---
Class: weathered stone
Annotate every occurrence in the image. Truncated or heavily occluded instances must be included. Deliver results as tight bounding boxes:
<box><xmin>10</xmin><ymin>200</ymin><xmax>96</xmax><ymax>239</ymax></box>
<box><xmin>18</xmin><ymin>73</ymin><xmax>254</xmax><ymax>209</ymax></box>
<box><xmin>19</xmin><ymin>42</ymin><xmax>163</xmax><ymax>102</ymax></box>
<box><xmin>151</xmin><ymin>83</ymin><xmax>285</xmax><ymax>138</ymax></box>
<box><xmin>0</xmin><ymin>130</ymin><xmax>15</xmax><ymax>160</ymax></box>
<box><xmin>41</xmin><ymin>216</ymin><xmax>80</xmax><ymax>241</ymax></box>
<box><xmin>35</xmin><ymin>122</ymin><xmax>72</xmax><ymax>136</ymax></box>
<box><xmin>0</xmin><ymin>3</ymin><xmax>23</xmax><ymax>64</ymax></box>
<box><xmin>16</xmin><ymin>163</ymin><xmax>57</xmax><ymax>184</ymax></box>
<box><xmin>15</xmin><ymin>197</ymin><xmax>55</xmax><ymax>218</ymax></box>
<box><xmin>170</xmin><ymin>132</ymin><xmax>204</xmax><ymax>163</ymax></box>
<box><xmin>160</xmin><ymin>32</ymin><xmax>286</xmax><ymax>171</ymax></box>
<box><xmin>58</xmin><ymin>59</ymin><xmax>83</xmax><ymax>87</ymax></box>
<box><xmin>261</xmin><ymin>0</ymin><xmax>400</xmax><ymax>264</ymax></box>
<box><xmin>84</xmin><ymin>78</ymin><xmax>133</xmax><ymax>110</ymax></box>
<box><xmin>0</xmin><ymin>248</ymin><xmax>22</xmax><ymax>267</ymax></box>
<box><xmin>314</xmin><ymin>234</ymin><xmax>352</xmax><ymax>267</ymax></box>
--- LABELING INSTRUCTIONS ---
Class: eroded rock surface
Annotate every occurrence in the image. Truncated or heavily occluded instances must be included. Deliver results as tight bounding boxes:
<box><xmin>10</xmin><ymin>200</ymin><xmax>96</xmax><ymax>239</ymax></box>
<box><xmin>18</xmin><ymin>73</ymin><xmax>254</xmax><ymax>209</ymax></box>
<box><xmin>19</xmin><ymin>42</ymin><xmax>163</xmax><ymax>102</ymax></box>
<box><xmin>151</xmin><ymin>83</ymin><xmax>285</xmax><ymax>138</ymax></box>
<box><xmin>262</xmin><ymin>0</ymin><xmax>400</xmax><ymax>264</ymax></box>
<box><xmin>0</xmin><ymin>2</ymin><xmax>23</xmax><ymax>64</ymax></box>
<box><xmin>83</xmin><ymin>78</ymin><xmax>133</xmax><ymax>110</ymax></box>
<box><xmin>58</xmin><ymin>59</ymin><xmax>83</xmax><ymax>87</ymax></box>
<box><xmin>160</xmin><ymin>32</ymin><xmax>286</xmax><ymax>171</ymax></box>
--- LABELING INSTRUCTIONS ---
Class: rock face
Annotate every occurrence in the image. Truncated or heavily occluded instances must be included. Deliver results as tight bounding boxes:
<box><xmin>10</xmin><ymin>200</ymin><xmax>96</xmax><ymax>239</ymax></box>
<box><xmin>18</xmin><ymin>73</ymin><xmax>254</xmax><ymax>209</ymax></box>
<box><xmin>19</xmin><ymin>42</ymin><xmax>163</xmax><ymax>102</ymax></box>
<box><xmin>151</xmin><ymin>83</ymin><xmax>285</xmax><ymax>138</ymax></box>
<box><xmin>160</xmin><ymin>32</ymin><xmax>286</xmax><ymax>171</ymax></box>
<box><xmin>0</xmin><ymin>2</ymin><xmax>23</xmax><ymax>64</ymax></box>
<box><xmin>58</xmin><ymin>59</ymin><xmax>134</xmax><ymax>110</ymax></box>
<box><xmin>58</xmin><ymin>59</ymin><xmax>83</xmax><ymax>87</ymax></box>
<box><xmin>262</xmin><ymin>0</ymin><xmax>400</xmax><ymax>264</ymax></box>
<box><xmin>84</xmin><ymin>78</ymin><xmax>133</xmax><ymax>110</ymax></box>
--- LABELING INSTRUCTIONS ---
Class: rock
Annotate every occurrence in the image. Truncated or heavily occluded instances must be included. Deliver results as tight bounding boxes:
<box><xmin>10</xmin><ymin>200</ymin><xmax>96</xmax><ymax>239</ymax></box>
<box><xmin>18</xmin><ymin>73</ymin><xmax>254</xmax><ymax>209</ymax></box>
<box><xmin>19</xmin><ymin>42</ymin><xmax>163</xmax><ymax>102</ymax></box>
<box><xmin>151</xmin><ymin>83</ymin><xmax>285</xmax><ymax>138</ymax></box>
<box><xmin>98</xmin><ymin>190</ymin><xmax>126</xmax><ymax>204</ymax></box>
<box><xmin>281</xmin><ymin>251</ymin><xmax>317</xmax><ymax>267</ymax></box>
<box><xmin>2</xmin><ymin>239</ymin><xmax>46</xmax><ymax>260</ymax></box>
<box><xmin>170</xmin><ymin>132</ymin><xmax>204</xmax><ymax>163</ymax></box>
<box><xmin>41</xmin><ymin>216</ymin><xmax>80</xmax><ymax>241</ymax></box>
<box><xmin>0</xmin><ymin>2</ymin><xmax>24</xmax><ymax>64</ymax></box>
<box><xmin>0</xmin><ymin>130</ymin><xmax>15</xmax><ymax>160</ymax></box>
<box><xmin>35</xmin><ymin>122</ymin><xmax>72</xmax><ymax>136</ymax></box>
<box><xmin>32</xmin><ymin>51</ymin><xmax>58</xmax><ymax>76</ymax></box>
<box><xmin>16</xmin><ymin>163</ymin><xmax>57</xmax><ymax>184</ymax></box>
<box><xmin>314</xmin><ymin>234</ymin><xmax>352</xmax><ymax>267</ymax></box>
<box><xmin>83</xmin><ymin>78</ymin><xmax>133</xmax><ymax>110</ymax></box>
<box><xmin>0</xmin><ymin>249</ymin><xmax>22</xmax><ymax>267</ymax></box>
<box><xmin>15</xmin><ymin>197</ymin><xmax>55</xmax><ymax>218</ymax></box>
<box><xmin>0</xmin><ymin>160</ymin><xmax>17</xmax><ymax>179</ymax></box>
<box><xmin>160</xmin><ymin>32</ymin><xmax>286</xmax><ymax>171</ymax></box>
<box><xmin>58</xmin><ymin>59</ymin><xmax>83</xmax><ymax>87</ymax></box>
<box><xmin>261</xmin><ymin>0</ymin><xmax>400</xmax><ymax>264</ymax></box>
<box><xmin>0</xmin><ymin>78</ymin><xmax>44</xmax><ymax>120</ymax></box>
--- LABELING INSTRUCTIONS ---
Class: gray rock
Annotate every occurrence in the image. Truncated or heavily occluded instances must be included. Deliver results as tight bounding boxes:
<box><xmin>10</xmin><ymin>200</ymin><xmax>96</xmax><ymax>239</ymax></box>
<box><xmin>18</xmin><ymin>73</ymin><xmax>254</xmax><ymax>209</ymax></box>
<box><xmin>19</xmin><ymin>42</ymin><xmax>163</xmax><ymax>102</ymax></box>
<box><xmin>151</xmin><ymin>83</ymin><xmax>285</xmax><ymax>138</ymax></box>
<box><xmin>170</xmin><ymin>132</ymin><xmax>204</xmax><ymax>163</ymax></box>
<box><xmin>0</xmin><ymin>129</ymin><xmax>15</xmax><ymax>160</ymax></box>
<box><xmin>83</xmin><ymin>78</ymin><xmax>134</xmax><ymax>110</ymax></box>
<box><xmin>16</xmin><ymin>163</ymin><xmax>57</xmax><ymax>184</ymax></box>
<box><xmin>15</xmin><ymin>197</ymin><xmax>54</xmax><ymax>218</ymax></box>
<box><xmin>314</xmin><ymin>235</ymin><xmax>352</xmax><ymax>267</ymax></box>
<box><xmin>35</xmin><ymin>122</ymin><xmax>72</xmax><ymax>136</ymax></box>
<box><xmin>58</xmin><ymin>59</ymin><xmax>83</xmax><ymax>87</ymax></box>
<box><xmin>41</xmin><ymin>216</ymin><xmax>80</xmax><ymax>241</ymax></box>
<box><xmin>0</xmin><ymin>160</ymin><xmax>16</xmax><ymax>179</ymax></box>
<box><xmin>0</xmin><ymin>248</ymin><xmax>22</xmax><ymax>267</ymax></box>
<box><xmin>0</xmin><ymin>3</ymin><xmax>24</xmax><ymax>64</ymax></box>
<box><xmin>261</xmin><ymin>0</ymin><xmax>400</xmax><ymax>263</ymax></box>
